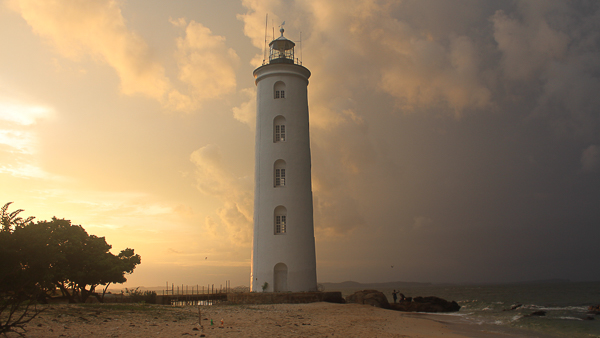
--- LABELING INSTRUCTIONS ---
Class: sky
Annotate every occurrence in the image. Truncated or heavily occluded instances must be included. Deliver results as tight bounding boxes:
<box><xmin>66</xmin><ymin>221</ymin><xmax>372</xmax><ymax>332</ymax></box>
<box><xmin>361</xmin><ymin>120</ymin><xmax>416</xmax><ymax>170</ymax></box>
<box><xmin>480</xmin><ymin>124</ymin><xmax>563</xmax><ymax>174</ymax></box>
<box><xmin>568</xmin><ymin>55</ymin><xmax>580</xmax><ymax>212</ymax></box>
<box><xmin>1</xmin><ymin>0</ymin><xmax>599</xmax><ymax>288</ymax></box>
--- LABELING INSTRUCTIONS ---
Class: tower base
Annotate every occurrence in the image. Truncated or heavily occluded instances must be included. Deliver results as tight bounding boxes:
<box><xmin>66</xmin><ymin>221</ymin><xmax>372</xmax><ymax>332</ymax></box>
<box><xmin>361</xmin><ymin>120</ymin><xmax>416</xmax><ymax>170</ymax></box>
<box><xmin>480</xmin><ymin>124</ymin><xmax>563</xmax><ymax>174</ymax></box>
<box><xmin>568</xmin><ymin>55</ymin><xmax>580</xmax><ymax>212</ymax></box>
<box><xmin>227</xmin><ymin>291</ymin><xmax>344</xmax><ymax>304</ymax></box>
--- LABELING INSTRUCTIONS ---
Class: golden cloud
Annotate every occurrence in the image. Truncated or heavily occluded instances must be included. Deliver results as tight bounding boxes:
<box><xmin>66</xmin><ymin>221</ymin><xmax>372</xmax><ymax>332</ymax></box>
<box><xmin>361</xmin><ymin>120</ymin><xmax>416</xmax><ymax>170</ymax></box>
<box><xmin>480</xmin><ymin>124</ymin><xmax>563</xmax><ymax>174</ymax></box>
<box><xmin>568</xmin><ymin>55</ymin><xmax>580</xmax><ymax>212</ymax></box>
<box><xmin>9</xmin><ymin>0</ymin><xmax>171</xmax><ymax>100</ymax></box>
<box><xmin>190</xmin><ymin>144</ymin><xmax>253</xmax><ymax>247</ymax></box>
<box><xmin>175</xmin><ymin>20</ymin><xmax>240</xmax><ymax>104</ymax></box>
<box><xmin>9</xmin><ymin>1</ymin><xmax>240</xmax><ymax>113</ymax></box>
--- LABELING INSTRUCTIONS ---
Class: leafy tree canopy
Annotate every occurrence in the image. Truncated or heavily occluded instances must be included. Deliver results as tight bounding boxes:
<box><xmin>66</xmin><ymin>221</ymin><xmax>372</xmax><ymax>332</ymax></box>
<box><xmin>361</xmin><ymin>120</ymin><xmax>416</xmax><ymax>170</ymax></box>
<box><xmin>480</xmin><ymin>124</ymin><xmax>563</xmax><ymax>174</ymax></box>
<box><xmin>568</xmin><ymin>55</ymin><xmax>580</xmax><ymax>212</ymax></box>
<box><xmin>1</xmin><ymin>202</ymin><xmax>141</xmax><ymax>304</ymax></box>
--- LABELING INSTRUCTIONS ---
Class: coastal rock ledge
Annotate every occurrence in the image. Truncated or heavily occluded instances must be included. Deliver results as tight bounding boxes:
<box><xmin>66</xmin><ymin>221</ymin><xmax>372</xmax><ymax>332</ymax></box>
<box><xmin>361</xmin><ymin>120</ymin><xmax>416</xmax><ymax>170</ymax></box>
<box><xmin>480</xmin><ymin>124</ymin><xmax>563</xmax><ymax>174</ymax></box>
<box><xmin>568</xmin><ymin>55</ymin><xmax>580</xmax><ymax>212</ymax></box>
<box><xmin>345</xmin><ymin>290</ymin><xmax>390</xmax><ymax>309</ymax></box>
<box><xmin>390</xmin><ymin>296</ymin><xmax>461</xmax><ymax>313</ymax></box>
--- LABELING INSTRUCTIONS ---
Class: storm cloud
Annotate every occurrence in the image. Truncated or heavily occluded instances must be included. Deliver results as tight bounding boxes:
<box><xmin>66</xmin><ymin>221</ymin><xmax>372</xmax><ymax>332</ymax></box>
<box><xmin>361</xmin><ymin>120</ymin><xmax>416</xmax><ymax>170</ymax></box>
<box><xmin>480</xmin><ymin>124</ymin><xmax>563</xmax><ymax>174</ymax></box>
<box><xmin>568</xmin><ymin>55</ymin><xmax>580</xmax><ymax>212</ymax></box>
<box><xmin>241</xmin><ymin>0</ymin><xmax>600</xmax><ymax>283</ymax></box>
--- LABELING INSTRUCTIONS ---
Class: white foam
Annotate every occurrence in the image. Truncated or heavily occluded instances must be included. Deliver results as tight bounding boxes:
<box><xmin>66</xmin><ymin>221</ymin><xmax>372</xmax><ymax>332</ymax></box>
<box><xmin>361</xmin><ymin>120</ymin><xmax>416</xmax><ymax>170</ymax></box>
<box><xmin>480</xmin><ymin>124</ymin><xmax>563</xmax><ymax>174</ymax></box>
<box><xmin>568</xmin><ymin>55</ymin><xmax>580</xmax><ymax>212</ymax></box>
<box><xmin>524</xmin><ymin>305</ymin><xmax>588</xmax><ymax>312</ymax></box>
<box><xmin>558</xmin><ymin>316</ymin><xmax>584</xmax><ymax>321</ymax></box>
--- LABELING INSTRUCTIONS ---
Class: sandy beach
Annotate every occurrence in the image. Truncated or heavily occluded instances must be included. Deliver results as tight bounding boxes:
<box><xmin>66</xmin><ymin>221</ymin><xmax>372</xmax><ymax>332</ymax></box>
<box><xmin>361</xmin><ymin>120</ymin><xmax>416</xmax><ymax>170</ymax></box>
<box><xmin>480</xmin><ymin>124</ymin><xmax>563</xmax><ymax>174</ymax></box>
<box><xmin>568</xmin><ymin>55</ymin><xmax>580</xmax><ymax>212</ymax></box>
<box><xmin>5</xmin><ymin>302</ymin><xmax>549</xmax><ymax>338</ymax></box>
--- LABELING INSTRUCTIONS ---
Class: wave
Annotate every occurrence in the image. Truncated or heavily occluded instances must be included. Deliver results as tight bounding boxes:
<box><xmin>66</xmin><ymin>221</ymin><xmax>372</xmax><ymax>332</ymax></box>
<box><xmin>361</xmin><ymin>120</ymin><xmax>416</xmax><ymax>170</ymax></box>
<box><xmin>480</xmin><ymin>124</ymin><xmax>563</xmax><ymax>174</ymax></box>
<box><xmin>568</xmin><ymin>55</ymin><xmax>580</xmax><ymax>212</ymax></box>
<box><xmin>458</xmin><ymin>299</ymin><xmax>478</xmax><ymax>304</ymax></box>
<box><xmin>416</xmin><ymin>311</ymin><xmax>472</xmax><ymax>317</ymax></box>
<box><xmin>557</xmin><ymin>316</ymin><xmax>584</xmax><ymax>321</ymax></box>
<box><xmin>523</xmin><ymin>304</ymin><xmax>589</xmax><ymax>312</ymax></box>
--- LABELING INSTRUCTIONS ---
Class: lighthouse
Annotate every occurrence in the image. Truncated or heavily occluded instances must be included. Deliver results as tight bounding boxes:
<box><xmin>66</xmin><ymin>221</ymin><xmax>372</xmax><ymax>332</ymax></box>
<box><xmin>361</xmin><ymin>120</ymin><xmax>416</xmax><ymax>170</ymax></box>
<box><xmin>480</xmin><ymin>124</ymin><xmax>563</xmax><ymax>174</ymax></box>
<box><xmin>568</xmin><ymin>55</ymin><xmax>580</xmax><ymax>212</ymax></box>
<box><xmin>250</xmin><ymin>27</ymin><xmax>317</xmax><ymax>292</ymax></box>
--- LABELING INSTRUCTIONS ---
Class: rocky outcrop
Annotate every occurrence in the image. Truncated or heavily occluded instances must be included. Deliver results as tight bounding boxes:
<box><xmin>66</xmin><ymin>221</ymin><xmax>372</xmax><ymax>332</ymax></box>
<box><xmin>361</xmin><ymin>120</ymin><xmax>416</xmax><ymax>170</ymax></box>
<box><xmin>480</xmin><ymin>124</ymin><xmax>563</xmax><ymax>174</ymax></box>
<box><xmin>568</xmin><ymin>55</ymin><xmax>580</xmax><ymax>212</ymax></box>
<box><xmin>389</xmin><ymin>296</ymin><xmax>461</xmax><ymax>313</ymax></box>
<box><xmin>322</xmin><ymin>292</ymin><xmax>346</xmax><ymax>304</ymax></box>
<box><xmin>345</xmin><ymin>290</ymin><xmax>390</xmax><ymax>309</ymax></box>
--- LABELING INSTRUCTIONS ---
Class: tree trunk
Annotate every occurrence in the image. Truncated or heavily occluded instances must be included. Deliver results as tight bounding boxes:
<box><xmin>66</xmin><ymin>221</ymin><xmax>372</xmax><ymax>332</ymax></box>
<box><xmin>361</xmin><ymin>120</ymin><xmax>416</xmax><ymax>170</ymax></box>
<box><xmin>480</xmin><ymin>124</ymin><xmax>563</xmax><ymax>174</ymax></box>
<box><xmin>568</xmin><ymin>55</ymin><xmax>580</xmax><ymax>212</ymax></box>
<box><xmin>101</xmin><ymin>283</ymin><xmax>112</xmax><ymax>303</ymax></box>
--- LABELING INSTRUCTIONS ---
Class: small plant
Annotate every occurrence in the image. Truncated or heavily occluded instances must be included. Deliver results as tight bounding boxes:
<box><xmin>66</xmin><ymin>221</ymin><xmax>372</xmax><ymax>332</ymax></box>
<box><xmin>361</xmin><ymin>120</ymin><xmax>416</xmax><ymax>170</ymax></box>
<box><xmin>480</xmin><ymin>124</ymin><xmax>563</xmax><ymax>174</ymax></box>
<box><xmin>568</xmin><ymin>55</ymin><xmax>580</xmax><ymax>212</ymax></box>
<box><xmin>261</xmin><ymin>282</ymin><xmax>269</xmax><ymax>292</ymax></box>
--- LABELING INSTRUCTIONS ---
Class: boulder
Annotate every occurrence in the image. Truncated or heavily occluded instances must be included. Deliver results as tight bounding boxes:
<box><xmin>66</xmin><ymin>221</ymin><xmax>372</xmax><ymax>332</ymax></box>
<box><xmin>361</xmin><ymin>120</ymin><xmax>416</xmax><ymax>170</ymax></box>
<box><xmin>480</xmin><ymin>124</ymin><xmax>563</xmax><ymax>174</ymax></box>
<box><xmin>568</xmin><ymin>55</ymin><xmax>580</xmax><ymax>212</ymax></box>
<box><xmin>389</xmin><ymin>296</ymin><xmax>461</xmax><ymax>313</ymax></box>
<box><xmin>345</xmin><ymin>290</ymin><xmax>390</xmax><ymax>309</ymax></box>
<box><xmin>322</xmin><ymin>292</ymin><xmax>346</xmax><ymax>304</ymax></box>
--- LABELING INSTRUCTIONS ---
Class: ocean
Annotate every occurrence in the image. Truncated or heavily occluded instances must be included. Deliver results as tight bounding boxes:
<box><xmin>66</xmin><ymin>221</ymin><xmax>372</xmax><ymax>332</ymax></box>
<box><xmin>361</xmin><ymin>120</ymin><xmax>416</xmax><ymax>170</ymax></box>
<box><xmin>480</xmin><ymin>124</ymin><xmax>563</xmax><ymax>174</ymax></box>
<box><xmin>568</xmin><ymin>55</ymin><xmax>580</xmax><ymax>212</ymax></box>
<box><xmin>326</xmin><ymin>281</ymin><xmax>600</xmax><ymax>337</ymax></box>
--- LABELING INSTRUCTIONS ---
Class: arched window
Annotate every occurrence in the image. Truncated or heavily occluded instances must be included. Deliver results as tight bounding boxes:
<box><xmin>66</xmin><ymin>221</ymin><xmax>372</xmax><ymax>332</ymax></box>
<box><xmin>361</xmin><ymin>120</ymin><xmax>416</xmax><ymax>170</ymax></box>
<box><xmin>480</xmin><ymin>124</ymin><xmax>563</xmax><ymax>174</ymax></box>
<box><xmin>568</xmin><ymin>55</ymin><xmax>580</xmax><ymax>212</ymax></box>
<box><xmin>274</xmin><ymin>81</ymin><xmax>286</xmax><ymax>99</ymax></box>
<box><xmin>274</xmin><ymin>160</ymin><xmax>286</xmax><ymax>187</ymax></box>
<box><xmin>273</xmin><ymin>115</ymin><xmax>286</xmax><ymax>142</ymax></box>
<box><xmin>274</xmin><ymin>206</ymin><xmax>287</xmax><ymax>234</ymax></box>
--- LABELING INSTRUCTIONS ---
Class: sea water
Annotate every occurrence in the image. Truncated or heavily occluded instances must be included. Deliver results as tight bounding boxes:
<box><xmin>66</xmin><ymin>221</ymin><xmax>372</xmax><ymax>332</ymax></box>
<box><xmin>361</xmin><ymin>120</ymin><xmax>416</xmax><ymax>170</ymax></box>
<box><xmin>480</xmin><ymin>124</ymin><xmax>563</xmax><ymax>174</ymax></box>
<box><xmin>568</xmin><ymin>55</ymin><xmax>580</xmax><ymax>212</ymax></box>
<box><xmin>331</xmin><ymin>281</ymin><xmax>600</xmax><ymax>337</ymax></box>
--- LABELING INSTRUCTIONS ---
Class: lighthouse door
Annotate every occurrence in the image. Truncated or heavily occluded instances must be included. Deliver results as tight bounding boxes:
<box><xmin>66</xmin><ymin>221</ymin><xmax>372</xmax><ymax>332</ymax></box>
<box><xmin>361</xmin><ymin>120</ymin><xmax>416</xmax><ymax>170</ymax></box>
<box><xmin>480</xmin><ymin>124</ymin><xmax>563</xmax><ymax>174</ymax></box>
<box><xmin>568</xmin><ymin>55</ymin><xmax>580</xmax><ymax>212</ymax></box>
<box><xmin>273</xmin><ymin>263</ymin><xmax>288</xmax><ymax>292</ymax></box>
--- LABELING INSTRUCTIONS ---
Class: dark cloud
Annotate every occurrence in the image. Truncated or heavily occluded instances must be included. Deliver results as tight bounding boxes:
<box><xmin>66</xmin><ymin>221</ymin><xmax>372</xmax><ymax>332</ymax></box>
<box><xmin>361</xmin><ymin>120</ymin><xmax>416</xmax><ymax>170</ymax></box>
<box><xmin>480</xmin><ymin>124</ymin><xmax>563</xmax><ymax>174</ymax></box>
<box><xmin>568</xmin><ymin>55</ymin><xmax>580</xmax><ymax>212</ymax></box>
<box><xmin>238</xmin><ymin>0</ymin><xmax>599</xmax><ymax>283</ymax></box>
<box><xmin>297</xmin><ymin>0</ymin><xmax>600</xmax><ymax>283</ymax></box>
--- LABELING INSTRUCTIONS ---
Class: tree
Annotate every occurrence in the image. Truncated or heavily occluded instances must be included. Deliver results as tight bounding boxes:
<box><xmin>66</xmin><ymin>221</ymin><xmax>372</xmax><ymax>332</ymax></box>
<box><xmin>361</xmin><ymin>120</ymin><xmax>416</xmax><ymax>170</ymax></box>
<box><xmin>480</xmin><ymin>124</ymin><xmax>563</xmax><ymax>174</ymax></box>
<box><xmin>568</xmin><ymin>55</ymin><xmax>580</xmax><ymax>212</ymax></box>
<box><xmin>17</xmin><ymin>218</ymin><xmax>142</xmax><ymax>303</ymax></box>
<box><xmin>2</xmin><ymin>202</ymin><xmax>143</xmax><ymax>334</ymax></box>
<box><xmin>99</xmin><ymin>248</ymin><xmax>142</xmax><ymax>301</ymax></box>
<box><xmin>0</xmin><ymin>202</ymin><xmax>41</xmax><ymax>335</ymax></box>
<box><xmin>2</xmin><ymin>203</ymin><xmax>141</xmax><ymax>304</ymax></box>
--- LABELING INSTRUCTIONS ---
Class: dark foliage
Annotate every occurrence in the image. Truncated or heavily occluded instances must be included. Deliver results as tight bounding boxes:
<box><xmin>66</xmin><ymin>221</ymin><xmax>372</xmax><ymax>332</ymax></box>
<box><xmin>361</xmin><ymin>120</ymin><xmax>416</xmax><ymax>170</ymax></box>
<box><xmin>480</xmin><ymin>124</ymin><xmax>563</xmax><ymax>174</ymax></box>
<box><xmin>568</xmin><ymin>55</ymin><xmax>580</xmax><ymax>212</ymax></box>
<box><xmin>1</xmin><ymin>202</ymin><xmax>42</xmax><ymax>335</ymax></box>
<box><xmin>1</xmin><ymin>202</ymin><xmax>141</xmax><ymax>334</ymax></box>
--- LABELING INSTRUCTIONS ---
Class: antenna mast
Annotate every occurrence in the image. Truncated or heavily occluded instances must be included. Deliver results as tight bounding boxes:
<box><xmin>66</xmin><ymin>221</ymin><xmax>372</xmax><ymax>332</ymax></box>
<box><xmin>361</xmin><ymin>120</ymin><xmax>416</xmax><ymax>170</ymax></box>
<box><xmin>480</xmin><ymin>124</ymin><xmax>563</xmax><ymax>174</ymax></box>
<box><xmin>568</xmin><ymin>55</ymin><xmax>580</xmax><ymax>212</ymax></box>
<box><xmin>300</xmin><ymin>31</ymin><xmax>303</xmax><ymax>65</ymax></box>
<box><xmin>263</xmin><ymin>14</ymin><xmax>268</xmax><ymax>64</ymax></box>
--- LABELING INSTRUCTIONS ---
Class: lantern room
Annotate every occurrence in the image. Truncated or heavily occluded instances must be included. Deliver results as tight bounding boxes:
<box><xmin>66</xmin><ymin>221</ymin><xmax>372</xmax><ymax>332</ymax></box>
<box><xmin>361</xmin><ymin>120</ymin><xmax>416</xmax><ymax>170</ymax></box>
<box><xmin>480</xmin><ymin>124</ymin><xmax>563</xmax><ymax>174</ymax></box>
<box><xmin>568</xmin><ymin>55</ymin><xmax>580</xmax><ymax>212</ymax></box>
<box><xmin>269</xmin><ymin>27</ymin><xmax>296</xmax><ymax>64</ymax></box>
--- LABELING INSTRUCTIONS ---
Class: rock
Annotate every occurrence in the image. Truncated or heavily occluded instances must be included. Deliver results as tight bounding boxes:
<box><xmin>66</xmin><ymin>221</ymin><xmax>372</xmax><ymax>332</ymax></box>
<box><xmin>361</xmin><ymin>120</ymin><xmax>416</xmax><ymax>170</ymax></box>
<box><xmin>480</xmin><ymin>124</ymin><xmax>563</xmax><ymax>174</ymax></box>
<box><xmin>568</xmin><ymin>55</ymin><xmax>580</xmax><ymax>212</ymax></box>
<box><xmin>525</xmin><ymin>310</ymin><xmax>546</xmax><ymax>317</ymax></box>
<box><xmin>322</xmin><ymin>292</ymin><xmax>346</xmax><ymax>304</ymax></box>
<box><xmin>504</xmin><ymin>303</ymin><xmax>523</xmax><ymax>311</ymax></box>
<box><xmin>588</xmin><ymin>305</ymin><xmax>600</xmax><ymax>314</ymax></box>
<box><xmin>345</xmin><ymin>290</ymin><xmax>390</xmax><ymax>309</ymax></box>
<box><xmin>389</xmin><ymin>296</ymin><xmax>461</xmax><ymax>313</ymax></box>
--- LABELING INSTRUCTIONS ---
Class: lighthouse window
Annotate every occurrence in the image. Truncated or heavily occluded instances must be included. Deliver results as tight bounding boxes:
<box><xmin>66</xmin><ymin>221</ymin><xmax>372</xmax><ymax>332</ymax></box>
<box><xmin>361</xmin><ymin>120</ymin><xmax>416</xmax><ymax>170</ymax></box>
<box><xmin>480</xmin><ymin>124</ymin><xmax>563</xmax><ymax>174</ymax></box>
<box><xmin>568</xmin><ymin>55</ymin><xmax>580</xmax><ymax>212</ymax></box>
<box><xmin>274</xmin><ymin>160</ymin><xmax>286</xmax><ymax>187</ymax></box>
<box><xmin>275</xmin><ymin>125</ymin><xmax>286</xmax><ymax>141</ymax></box>
<box><xmin>273</xmin><ymin>115</ymin><xmax>286</xmax><ymax>142</ymax></box>
<box><xmin>274</xmin><ymin>206</ymin><xmax>287</xmax><ymax>234</ymax></box>
<box><xmin>275</xmin><ymin>169</ymin><xmax>286</xmax><ymax>186</ymax></box>
<box><xmin>276</xmin><ymin>215</ymin><xmax>286</xmax><ymax>233</ymax></box>
<box><xmin>274</xmin><ymin>81</ymin><xmax>286</xmax><ymax>99</ymax></box>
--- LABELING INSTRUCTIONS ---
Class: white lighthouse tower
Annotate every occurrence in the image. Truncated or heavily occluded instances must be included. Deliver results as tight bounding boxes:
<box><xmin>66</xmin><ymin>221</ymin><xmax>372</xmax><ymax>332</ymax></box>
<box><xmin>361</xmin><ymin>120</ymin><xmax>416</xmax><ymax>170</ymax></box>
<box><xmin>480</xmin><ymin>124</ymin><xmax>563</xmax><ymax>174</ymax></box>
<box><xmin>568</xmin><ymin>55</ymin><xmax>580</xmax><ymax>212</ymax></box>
<box><xmin>251</xmin><ymin>27</ymin><xmax>317</xmax><ymax>292</ymax></box>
